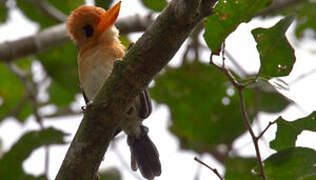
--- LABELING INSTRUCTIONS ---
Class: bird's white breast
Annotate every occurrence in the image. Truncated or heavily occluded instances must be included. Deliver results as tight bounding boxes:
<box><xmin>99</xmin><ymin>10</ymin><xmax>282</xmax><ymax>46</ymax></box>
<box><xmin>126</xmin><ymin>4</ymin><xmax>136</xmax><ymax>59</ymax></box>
<box><xmin>79</xmin><ymin>47</ymin><xmax>115</xmax><ymax>101</ymax></box>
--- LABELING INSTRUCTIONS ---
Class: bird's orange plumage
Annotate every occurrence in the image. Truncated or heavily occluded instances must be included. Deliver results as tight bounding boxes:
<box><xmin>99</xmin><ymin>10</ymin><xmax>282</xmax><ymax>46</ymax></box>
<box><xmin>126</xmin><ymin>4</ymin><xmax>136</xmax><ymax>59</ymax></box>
<box><xmin>67</xmin><ymin>4</ymin><xmax>125</xmax><ymax>100</ymax></box>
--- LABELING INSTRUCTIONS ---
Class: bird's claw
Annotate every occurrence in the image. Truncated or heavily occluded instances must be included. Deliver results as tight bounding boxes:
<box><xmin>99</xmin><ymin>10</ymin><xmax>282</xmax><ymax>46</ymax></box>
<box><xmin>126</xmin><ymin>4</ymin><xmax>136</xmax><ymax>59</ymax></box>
<box><xmin>81</xmin><ymin>100</ymin><xmax>94</xmax><ymax>113</ymax></box>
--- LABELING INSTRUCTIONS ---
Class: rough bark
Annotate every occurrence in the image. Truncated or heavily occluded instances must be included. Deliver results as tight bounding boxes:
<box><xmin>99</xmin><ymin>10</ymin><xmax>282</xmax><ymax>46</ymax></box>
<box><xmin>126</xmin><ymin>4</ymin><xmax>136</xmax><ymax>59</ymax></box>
<box><xmin>56</xmin><ymin>0</ymin><xmax>217</xmax><ymax>179</ymax></box>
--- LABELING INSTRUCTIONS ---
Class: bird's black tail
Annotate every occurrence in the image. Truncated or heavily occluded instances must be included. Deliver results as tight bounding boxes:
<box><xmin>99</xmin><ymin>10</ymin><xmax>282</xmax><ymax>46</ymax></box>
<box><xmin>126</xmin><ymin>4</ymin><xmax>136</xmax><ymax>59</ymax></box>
<box><xmin>127</xmin><ymin>125</ymin><xmax>161</xmax><ymax>180</ymax></box>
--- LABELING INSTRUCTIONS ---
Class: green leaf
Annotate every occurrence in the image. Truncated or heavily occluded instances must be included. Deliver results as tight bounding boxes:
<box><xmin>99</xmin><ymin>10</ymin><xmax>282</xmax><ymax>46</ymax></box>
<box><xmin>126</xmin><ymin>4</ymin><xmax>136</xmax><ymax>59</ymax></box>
<box><xmin>203</xmin><ymin>0</ymin><xmax>272</xmax><ymax>55</ymax></box>
<box><xmin>270</xmin><ymin>111</ymin><xmax>316</xmax><ymax>151</ymax></box>
<box><xmin>141</xmin><ymin>0</ymin><xmax>167</xmax><ymax>12</ymax></box>
<box><xmin>99</xmin><ymin>168</ymin><xmax>121</xmax><ymax>180</ymax></box>
<box><xmin>38</xmin><ymin>43</ymin><xmax>80</xmax><ymax>107</ymax></box>
<box><xmin>0</xmin><ymin>128</ymin><xmax>67</xmax><ymax>179</ymax></box>
<box><xmin>0</xmin><ymin>59</ymin><xmax>33</xmax><ymax>122</ymax></box>
<box><xmin>0</xmin><ymin>1</ymin><xmax>8</xmax><ymax>22</ymax></box>
<box><xmin>225</xmin><ymin>157</ymin><xmax>261</xmax><ymax>180</ymax></box>
<box><xmin>263</xmin><ymin>147</ymin><xmax>316</xmax><ymax>179</ymax></box>
<box><xmin>95</xmin><ymin>0</ymin><xmax>113</xmax><ymax>9</ymax></box>
<box><xmin>252</xmin><ymin>16</ymin><xmax>296</xmax><ymax>78</ymax></box>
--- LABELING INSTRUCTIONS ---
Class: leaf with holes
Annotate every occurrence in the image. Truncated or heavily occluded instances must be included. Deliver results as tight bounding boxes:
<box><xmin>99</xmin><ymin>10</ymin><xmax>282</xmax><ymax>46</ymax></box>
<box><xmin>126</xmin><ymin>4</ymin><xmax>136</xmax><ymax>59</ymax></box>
<box><xmin>203</xmin><ymin>0</ymin><xmax>272</xmax><ymax>55</ymax></box>
<box><xmin>270</xmin><ymin>111</ymin><xmax>316</xmax><ymax>151</ymax></box>
<box><xmin>252</xmin><ymin>16</ymin><xmax>296</xmax><ymax>78</ymax></box>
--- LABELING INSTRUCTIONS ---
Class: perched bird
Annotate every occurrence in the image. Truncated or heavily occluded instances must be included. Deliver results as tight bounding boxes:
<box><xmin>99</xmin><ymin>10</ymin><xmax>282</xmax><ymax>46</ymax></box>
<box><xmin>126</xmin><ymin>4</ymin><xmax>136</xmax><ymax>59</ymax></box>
<box><xmin>66</xmin><ymin>1</ymin><xmax>161</xmax><ymax>179</ymax></box>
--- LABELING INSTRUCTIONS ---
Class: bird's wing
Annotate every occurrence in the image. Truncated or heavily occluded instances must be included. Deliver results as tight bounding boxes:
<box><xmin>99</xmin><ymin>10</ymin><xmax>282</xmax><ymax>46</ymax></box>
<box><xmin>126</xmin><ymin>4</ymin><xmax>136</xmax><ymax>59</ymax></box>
<box><xmin>138</xmin><ymin>89</ymin><xmax>152</xmax><ymax>119</ymax></box>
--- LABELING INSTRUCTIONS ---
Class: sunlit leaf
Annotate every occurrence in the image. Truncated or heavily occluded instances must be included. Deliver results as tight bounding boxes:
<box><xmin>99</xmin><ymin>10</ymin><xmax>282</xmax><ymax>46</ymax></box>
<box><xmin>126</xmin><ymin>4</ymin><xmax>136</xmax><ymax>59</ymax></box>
<box><xmin>262</xmin><ymin>147</ymin><xmax>316</xmax><ymax>179</ymax></box>
<box><xmin>0</xmin><ymin>128</ymin><xmax>67</xmax><ymax>179</ymax></box>
<box><xmin>37</xmin><ymin>43</ymin><xmax>80</xmax><ymax>107</ymax></box>
<box><xmin>141</xmin><ymin>0</ymin><xmax>167</xmax><ymax>12</ymax></box>
<box><xmin>203</xmin><ymin>0</ymin><xmax>272</xmax><ymax>55</ymax></box>
<box><xmin>252</xmin><ymin>16</ymin><xmax>296</xmax><ymax>78</ymax></box>
<box><xmin>225</xmin><ymin>157</ymin><xmax>261</xmax><ymax>180</ymax></box>
<box><xmin>99</xmin><ymin>168</ymin><xmax>121</xmax><ymax>180</ymax></box>
<box><xmin>270</xmin><ymin>111</ymin><xmax>316</xmax><ymax>151</ymax></box>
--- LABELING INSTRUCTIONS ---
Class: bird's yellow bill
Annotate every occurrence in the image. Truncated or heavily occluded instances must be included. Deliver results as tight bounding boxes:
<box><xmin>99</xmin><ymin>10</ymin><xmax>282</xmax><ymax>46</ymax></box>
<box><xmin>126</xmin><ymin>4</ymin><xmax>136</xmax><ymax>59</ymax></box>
<box><xmin>96</xmin><ymin>1</ymin><xmax>121</xmax><ymax>33</ymax></box>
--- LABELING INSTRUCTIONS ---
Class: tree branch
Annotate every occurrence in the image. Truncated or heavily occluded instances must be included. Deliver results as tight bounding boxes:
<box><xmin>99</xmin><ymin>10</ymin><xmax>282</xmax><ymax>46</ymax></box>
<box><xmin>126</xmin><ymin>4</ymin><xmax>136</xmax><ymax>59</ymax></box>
<box><xmin>56</xmin><ymin>0</ymin><xmax>217</xmax><ymax>179</ymax></box>
<box><xmin>0</xmin><ymin>15</ymin><xmax>154</xmax><ymax>62</ymax></box>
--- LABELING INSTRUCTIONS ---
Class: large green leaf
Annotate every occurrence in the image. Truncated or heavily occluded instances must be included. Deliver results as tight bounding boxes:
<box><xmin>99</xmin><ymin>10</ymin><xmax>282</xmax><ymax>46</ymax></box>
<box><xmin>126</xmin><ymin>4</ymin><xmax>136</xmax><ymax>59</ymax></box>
<box><xmin>37</xmin><ymin>43</ymin><xmax>80</xmax><ymax>107</ymax></box>
<box><xmin>263</xmin><ymin>147</ymin><xmax>316</xmax><ymax>179</ymax></box>
<box><xmin>0</xmin><ymin>1</ymin><xmax>8</xmax><ymax>22</ymax></box>
<box><xmin>95</xmin><ymin>0</ymin><xmax>113</xmax><ymax>9</ymax></box>
<box><xmin>225</xmin><ymin>157</ymin><xmax>261</xmax><ymax>180</ymax></box>
<box><xmin>151</xmin><ymin>61</ymin><xmax>290</xmax><ymax>152</ymax></box>
<box><xmin>99</xmin><ymin>168</ymin><xmax>121</xmax><ymax>180</ymax></box>
<box><xmin>0</xmin><ymin>128</ymin><xmax>67</xmax><ymax>179</ymax></box>
<box><xmin>141</xmin><ymin>0</ymin><xmax>167</xmax><ymax>12</ymax></box>
<box><xmin>203</xmin><ymin>0</ymin><xmax>272</xmax><ymax>55</ymax></box>
<box><xmin>252</xmin><ymin>16</ymin><xmax>296</xmax><ymax>78</ymax></box>
<box><xmin>270</xmin><ymin>111</ymin><xmax>316</xmax><ymax>151</ymax></box>
<box><xmin>0</xmin><ymin>59</ymin><xmax>33</xmax><ymax>122</ymax></box>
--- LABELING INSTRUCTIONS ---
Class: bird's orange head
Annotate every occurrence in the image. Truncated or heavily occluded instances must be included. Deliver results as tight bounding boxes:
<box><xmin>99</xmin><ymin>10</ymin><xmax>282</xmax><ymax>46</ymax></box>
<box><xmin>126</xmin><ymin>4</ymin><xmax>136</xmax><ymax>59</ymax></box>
<box><xmin>67</xmin><ymin>1</ymin><xmax>121</xmax><ymax>50</ymax></box>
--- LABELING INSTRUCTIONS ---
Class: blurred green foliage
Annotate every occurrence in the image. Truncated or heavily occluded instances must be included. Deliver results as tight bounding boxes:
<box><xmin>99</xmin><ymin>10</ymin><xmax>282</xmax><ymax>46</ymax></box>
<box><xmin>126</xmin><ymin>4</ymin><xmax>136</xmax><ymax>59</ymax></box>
<box><xmin>150</xmin><ymin>61</ymin><xmax>290</xmax><ymax>153</ymax></box>
<box><xmin>0</xmin><ymin>59</ymin><xmax>33</xmax><ymax>122</ymax></box>
<box><xmin>0</xmin><ymin>128</ymin><xmax>67</xmax><ymax>179</ymax></box>
<box><xmin>37</xmin><ymin>43</ymin><xmax>80</xmax><ymax>107</ymax></box>
<box><xmin>99</xmin><ymin>168</ymin><xmax>122</xmax><ymax>180</ymax></box>
<box><xmin>0</xmin><ymin>0</ymin><xmax>7</xmax><ymax>22</ymax></box>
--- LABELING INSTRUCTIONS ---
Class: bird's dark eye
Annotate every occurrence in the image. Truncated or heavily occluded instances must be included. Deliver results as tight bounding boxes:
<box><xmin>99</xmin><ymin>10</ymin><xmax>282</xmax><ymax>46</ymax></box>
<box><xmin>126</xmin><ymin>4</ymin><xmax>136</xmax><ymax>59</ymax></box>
<box><xmin>82</xmin><ymin>24</ymin><xmax>94</xmax><ymax>37</ymax></box>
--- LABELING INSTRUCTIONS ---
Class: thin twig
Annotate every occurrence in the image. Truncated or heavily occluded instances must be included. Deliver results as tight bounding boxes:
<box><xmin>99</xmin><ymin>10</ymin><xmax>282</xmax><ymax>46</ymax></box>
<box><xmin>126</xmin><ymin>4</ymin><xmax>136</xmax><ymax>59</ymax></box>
<box><xmin>256</xmin><ymin>120</ymin><xmax>277</xmax><ymax>140</ymax></box>
<box><xmin>238</xmin><ymin>89</ymin><xmax>267</xmax><ymax>180</ymax></box>
<box><xmin>209</xmin><ymin>46</ymin><xmax>268</xmax><ymax>180</ymax></box>
<box><xmin>194</xmin><ymin>157</ymin><xmax>223</xmax><ymax>180</ymax></box>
